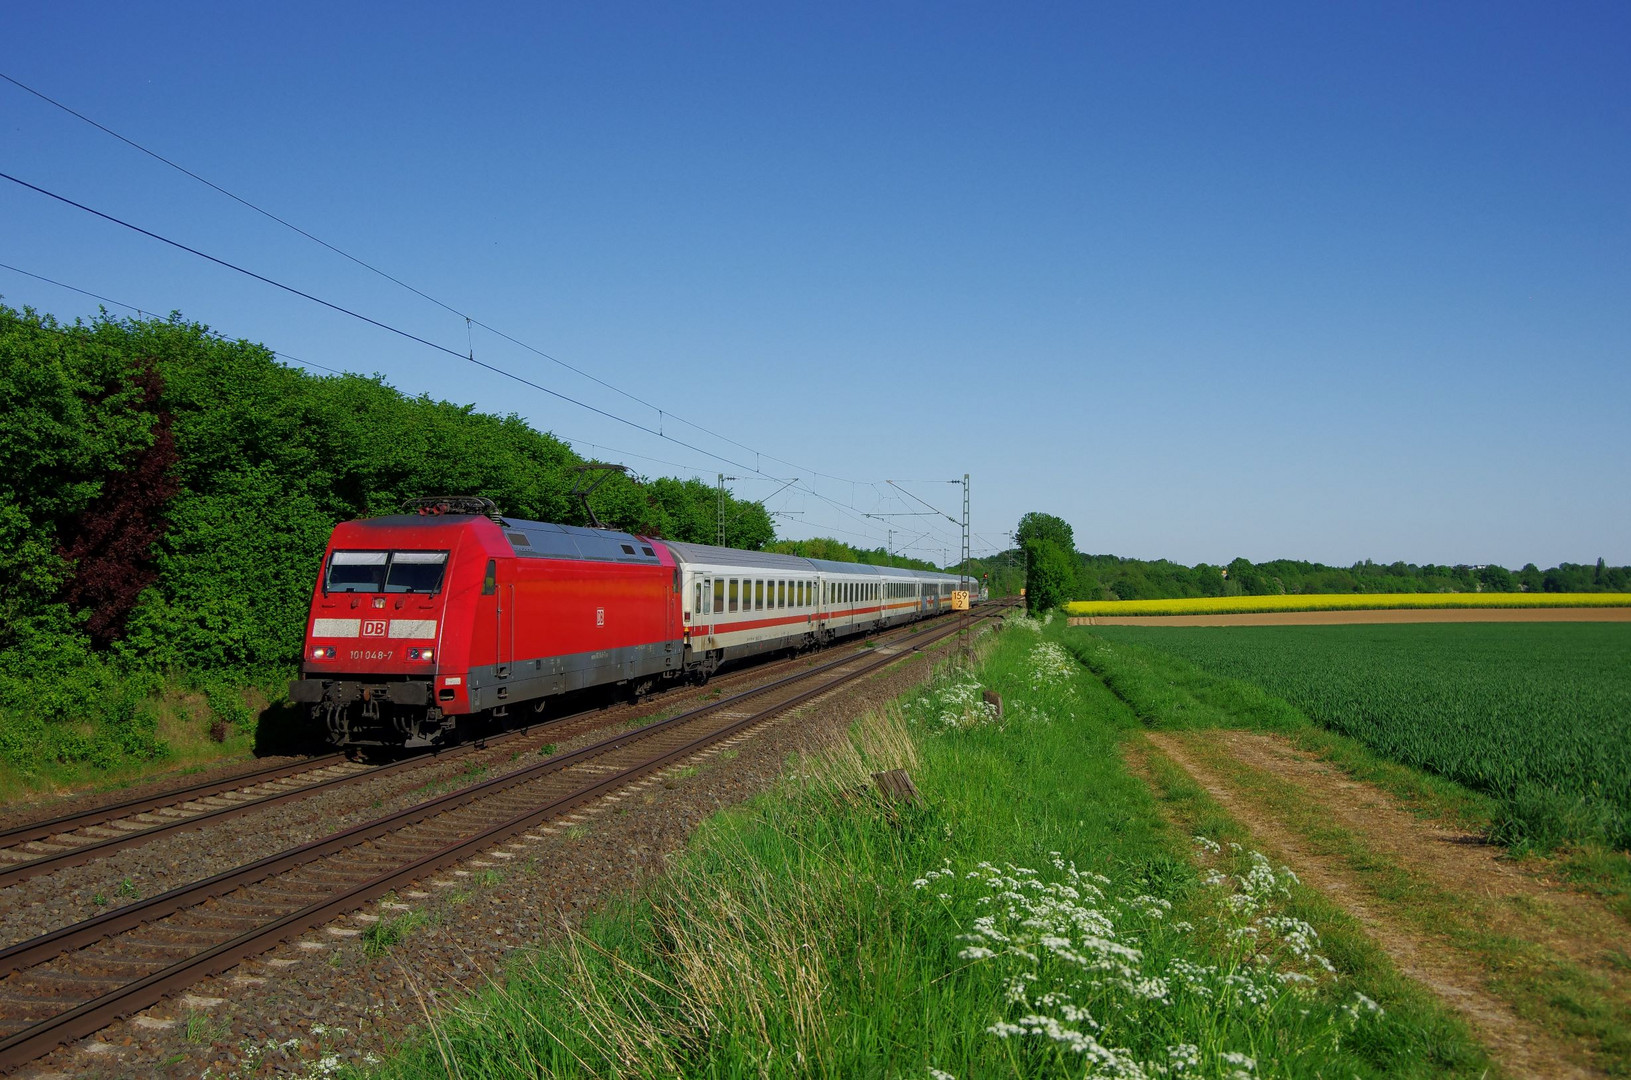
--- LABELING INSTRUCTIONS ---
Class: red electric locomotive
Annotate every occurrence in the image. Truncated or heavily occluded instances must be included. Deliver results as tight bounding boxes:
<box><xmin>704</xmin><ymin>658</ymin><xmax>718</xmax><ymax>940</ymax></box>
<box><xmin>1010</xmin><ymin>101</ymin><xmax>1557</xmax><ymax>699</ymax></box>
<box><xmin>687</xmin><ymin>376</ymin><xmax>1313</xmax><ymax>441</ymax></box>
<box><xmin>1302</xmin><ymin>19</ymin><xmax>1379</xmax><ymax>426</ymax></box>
<box><xmin>289</xmin><ymin>497</ymin><xmax>683</xmax><ymax>749</ymax></box>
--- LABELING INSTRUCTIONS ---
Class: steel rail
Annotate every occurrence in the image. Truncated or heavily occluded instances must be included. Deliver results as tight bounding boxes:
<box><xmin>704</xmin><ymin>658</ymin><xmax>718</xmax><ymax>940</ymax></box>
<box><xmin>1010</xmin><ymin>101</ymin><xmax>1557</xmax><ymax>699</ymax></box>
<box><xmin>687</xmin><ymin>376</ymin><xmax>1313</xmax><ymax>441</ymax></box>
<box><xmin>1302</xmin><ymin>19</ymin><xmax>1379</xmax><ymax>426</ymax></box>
<box><xmin>0</xmin><ymin>608</ymin><xmax>1001</xmax><ymax>1073</ymax></box>
<box><xmin>0</xmin><ymin>756</ymin><xmax>349</xmax><ymax>848</ymax></box>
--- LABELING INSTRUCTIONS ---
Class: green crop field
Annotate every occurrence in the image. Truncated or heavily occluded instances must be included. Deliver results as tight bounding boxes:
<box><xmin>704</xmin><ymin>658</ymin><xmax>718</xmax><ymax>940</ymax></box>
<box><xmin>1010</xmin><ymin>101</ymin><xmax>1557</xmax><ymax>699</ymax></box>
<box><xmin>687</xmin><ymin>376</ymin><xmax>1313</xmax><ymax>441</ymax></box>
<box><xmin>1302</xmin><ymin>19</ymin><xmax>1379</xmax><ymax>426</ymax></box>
<box><xmin>1086</xmin><ymin>623</ymin><xmax>1631</xmax><ymax>850</ymax></box>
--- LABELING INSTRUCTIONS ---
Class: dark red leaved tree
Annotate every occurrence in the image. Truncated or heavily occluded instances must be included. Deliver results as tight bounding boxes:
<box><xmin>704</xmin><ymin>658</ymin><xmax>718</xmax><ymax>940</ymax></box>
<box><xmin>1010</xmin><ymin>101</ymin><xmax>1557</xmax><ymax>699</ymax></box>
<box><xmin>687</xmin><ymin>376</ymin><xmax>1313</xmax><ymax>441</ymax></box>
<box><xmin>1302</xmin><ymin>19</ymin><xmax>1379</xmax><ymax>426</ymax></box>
<box><xmin>57</xmin><ymin>358</ymin><xmax>180</xmax><ymax>646</ymax></box>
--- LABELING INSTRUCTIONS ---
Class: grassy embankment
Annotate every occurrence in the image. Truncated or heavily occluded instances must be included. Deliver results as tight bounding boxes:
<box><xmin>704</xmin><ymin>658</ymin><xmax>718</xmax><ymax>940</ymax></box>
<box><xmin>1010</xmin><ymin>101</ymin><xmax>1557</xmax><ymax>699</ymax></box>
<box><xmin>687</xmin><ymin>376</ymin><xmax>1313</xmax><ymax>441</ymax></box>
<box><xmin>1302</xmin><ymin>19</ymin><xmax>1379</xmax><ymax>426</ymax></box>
<box><xmin>0</xmin><ymin>675</ymin><xmax>303</xmax><ymax>805</ymax></box>
<box><xmin>1066</xmin><ymin>592</ymin><xmax>1630</xmax><ymax>617</ymax></box>
<box><xmin>362</xmin><ymin>616</ymin><xmax>1484</xmax><ymax>1079</ymax></box>
<box><xmin>1068</xmin><ymin>624</ymin><xmax>1631</xmax><ymax>1072</ymax></box>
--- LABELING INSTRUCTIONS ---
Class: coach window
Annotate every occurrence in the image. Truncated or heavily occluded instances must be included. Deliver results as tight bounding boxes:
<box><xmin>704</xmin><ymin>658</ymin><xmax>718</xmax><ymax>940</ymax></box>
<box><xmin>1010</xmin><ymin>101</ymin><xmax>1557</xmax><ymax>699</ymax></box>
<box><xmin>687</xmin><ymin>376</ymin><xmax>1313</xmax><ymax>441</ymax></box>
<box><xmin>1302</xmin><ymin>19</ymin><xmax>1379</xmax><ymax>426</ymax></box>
<box><xmin>729</xmin><ymin>578</ymin><xmax>739</xmax><ymax>612</ymax></box>
<box><xmin>755</xmin><ymin>580</ymin><xmax>765</xmax><ymax>610</ymax></box>
<box><xmin>693</xmin><ymin>582</ymin><xmax>701</xmax><ymax>618</ymax></box>
<box><xmin>714</xmin><ymin>579</ymin><xmax>724</xmax><ymax>614</ymax></box>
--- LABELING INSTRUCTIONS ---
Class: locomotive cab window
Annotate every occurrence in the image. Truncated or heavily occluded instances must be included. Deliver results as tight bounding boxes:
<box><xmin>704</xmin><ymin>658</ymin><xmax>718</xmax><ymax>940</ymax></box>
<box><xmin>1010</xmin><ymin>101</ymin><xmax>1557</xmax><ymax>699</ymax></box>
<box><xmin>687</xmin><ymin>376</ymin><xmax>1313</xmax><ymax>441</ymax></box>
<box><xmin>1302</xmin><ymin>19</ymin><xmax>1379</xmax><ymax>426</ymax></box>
<box><xmin>326</xmin><ymin>551</ymin><xmax>387</xmax><ymax>592</ymax></box>
<box><xmin>482</xmin><ymin>559</ymin><xmax>497</xmax><ymax>595</ymax></box>
<box><xmin>388</xmin><ymin>552</ymin><xmax>449</xmax><ymax>593</ymax></box>
<box><xmin>326</xmin><ymin>550</ymin><xmax>449</xmax><ymax>595</ymax></box>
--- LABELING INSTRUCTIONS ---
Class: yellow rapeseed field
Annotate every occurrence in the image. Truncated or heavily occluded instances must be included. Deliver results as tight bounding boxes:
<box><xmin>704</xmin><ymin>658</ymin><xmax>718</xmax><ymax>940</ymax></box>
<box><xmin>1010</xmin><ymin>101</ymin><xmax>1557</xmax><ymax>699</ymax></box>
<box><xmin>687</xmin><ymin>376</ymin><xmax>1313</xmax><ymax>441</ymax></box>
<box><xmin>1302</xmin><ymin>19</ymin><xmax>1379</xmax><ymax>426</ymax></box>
<box><xmin>1064</xmin><ymin>592</ymin><xmax>1631</xmax><ymax>617</ymax></box>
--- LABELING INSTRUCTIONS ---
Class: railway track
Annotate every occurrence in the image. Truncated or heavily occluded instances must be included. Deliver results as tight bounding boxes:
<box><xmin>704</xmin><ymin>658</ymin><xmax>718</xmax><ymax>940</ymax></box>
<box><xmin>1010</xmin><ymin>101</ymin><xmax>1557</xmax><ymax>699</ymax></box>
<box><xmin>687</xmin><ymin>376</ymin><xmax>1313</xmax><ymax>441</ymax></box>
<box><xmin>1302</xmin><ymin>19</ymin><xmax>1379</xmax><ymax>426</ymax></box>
<box><xmin>0</xmin><ymin>605</ymin><xmax>1004</xmax><ymax>1073</ymax></box>
<box><xmin>0</xmin><ymin>611</ymin><xmax>969</xmax><ymax>890</ymax></box>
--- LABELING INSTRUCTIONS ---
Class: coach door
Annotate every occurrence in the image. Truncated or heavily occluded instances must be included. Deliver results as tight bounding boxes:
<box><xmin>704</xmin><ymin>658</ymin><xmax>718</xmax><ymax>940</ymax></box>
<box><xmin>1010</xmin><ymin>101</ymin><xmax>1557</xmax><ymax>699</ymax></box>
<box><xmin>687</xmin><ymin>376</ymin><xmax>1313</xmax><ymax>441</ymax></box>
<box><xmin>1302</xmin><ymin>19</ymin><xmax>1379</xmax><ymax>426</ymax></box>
<box><xmin>495</xmin><ymin>562</ymin><xmax>514</xmax><ymax>679</ymax></box>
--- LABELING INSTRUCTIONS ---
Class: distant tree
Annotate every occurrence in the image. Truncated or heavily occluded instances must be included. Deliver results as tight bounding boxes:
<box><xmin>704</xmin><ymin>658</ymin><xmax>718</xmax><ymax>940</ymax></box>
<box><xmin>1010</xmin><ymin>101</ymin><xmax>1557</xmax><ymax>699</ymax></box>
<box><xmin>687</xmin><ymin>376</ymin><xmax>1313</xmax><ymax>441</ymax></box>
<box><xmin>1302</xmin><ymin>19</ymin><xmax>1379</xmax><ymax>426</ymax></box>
<box><xmin>1025</xmin><ymin>539</ymin><xmax>1076</xmax><ymax>614</ymax></box>
<box><xmin>1016</xmin><ymin>512</ymin><xmax>1074</xmax><ymax>553</ymax></box>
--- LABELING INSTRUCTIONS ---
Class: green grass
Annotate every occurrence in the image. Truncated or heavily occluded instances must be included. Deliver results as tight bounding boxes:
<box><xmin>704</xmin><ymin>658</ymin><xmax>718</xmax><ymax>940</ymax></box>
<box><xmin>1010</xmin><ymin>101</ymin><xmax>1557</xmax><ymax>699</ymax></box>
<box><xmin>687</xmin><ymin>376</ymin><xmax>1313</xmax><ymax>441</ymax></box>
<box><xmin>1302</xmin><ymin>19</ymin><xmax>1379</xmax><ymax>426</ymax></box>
<box><xmin>0</xmin><ymin>674</ymin><xmax>270</xmax><ymax>805</ymax></box>
<box><xmin>359</xmin><ymin>620</ymin><xmax>1485</xmax><ymax>1079</ymax></box>
<box><xmin>1081</xmin><ymin>624</ymin><xmax>1631</xmax><ymax>852</ymax></box>
<box><xmin>362</xmin><ymin>909</ymin><xmax>430</xmax><ymax>958</ymax></box>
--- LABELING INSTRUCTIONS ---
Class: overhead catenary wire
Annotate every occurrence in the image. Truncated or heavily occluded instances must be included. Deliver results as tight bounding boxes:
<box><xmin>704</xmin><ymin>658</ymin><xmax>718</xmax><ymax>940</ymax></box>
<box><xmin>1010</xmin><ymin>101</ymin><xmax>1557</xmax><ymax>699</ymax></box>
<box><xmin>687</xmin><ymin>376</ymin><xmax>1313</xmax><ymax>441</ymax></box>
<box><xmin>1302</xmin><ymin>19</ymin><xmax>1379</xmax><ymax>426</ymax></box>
<box><xmin>0</xmin><ymin>74</ymin><xmax>991</xmax><ymax>552</ymax></box>
<box><xmin>0</xmin><ymin>264</ymin><xmax>933</xmax><ymax>552</ymax></box>
<box><xmin>0</xmin><ymin>264</ymin><xmax>903</xmax><ymax>541</ymax></box>
<box><xmin>0</xmin><ymin>259</ymin><xmax>339</xmax><ymax>374</ymax></box>
<box><xmin>0</xmin><ymin>169</ymin><xmax>788</xmax><ymax>482</ymax></box>
<box><xmin>1</xmin><ymin>175</ymin><xmax>945</xmax><ymax>553</ymax></box>
<box><xmin>0</xmin><ymin>70</ymin><xmax>869</xmax><ymax>490</ymax></box>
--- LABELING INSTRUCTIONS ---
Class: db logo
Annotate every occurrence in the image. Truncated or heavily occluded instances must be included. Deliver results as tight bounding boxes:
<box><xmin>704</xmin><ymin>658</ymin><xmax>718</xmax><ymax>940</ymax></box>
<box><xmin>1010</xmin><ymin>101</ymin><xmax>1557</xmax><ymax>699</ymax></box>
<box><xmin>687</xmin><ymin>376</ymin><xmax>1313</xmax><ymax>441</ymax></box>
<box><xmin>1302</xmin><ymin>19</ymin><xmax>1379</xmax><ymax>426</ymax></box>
<box><xmin>362</xmin><ymin>620</ymin><xmax>387</xmax><ymax>637</ymax></box>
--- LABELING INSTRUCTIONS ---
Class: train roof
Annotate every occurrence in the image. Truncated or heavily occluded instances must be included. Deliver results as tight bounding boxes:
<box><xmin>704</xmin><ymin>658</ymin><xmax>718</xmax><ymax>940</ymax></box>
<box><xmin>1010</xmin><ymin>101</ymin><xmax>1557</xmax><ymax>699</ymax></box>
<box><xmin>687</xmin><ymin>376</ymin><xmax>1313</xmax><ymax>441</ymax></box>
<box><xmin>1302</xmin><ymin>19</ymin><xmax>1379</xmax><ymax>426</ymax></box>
<box><xmin>354</xmin><ymin>514</ymin><xmax>663</xmax><ymax>565</ymax></box>
<box><xmin>664</xmin><ymin>539</ymin><xmax>960</xmax><ymax>580</ymax></box>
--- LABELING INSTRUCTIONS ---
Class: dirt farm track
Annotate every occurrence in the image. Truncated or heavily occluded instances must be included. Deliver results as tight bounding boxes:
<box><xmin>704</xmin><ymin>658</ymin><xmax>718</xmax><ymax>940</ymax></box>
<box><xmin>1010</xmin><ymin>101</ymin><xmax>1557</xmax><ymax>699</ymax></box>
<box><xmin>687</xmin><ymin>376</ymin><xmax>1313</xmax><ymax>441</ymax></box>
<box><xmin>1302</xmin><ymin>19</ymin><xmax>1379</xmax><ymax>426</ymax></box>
<box><xmin>1069</xmin><ymin>607</ymin><xmax>1631</xmax><ymax>627</ymax></box>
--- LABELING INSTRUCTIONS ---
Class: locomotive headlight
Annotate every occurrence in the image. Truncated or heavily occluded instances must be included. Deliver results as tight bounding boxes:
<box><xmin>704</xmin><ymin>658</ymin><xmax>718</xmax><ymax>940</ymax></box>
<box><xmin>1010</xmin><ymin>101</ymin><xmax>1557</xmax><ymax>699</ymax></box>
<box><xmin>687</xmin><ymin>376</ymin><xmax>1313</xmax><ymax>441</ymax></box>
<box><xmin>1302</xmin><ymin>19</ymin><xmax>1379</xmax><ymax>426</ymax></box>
<box><xmin>408</xmin><ymin>648</ymin><xmax>434</xmax><ymax>661</ymax></box>
<box><xmin>312</xmin><ymin>646</ymin><xmax>336</xmax><ymax>660</ymax></box>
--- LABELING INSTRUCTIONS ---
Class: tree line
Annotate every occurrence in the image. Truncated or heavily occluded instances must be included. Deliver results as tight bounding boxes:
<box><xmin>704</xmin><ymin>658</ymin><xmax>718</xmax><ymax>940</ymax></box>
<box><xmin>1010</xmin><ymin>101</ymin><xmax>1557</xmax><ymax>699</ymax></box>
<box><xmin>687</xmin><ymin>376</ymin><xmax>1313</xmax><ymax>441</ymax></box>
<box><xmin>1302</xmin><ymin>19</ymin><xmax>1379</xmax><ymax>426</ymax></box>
<box><xmin>1005</xmin><ymin>511</ymin><xmax>1630</xmax><ymax>613</ymax></box>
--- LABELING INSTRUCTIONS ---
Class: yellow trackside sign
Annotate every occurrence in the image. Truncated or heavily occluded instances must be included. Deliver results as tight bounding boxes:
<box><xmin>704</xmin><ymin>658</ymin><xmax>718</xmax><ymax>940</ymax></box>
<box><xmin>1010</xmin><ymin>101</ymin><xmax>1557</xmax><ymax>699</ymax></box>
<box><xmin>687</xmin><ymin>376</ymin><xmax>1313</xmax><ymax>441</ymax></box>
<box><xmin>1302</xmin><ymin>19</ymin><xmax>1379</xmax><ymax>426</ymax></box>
<box><xmin>951</xmin><ymin>590</ymin><xmax>970</xmax><ymax>611</ymax></box>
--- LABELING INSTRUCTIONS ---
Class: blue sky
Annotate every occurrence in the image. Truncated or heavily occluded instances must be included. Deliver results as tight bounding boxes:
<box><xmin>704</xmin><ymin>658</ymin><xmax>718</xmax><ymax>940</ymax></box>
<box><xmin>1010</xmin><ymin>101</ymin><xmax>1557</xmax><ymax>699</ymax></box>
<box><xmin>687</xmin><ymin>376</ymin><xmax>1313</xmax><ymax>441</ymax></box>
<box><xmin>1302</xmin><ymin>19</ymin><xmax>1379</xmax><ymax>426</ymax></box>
<box><xmin>4</xmin><ymin>2</ymin><xmax>1627</xmax><ymax>568</ymax></box>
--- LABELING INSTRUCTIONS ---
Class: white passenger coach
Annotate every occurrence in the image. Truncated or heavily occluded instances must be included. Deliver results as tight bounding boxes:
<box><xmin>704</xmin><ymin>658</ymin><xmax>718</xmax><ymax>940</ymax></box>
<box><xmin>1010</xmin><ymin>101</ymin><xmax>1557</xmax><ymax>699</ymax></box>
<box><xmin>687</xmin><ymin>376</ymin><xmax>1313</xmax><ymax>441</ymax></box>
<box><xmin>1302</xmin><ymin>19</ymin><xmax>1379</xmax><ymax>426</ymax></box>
<box><xmin>665</xmin><ymin>541</ymin><xmax>975</xmax><ymax>677</ymax></box>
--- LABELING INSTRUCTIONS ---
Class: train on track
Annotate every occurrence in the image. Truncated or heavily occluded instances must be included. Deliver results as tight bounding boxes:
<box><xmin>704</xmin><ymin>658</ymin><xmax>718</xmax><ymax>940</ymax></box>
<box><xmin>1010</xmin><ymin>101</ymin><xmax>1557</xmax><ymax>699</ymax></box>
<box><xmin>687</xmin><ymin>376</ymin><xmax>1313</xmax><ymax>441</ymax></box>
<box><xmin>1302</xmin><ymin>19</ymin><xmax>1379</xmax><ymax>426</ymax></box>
<box><xmin>290</xmin><ymin>497</ymin><xmax>982</xmax><ymax>751</ymax></box>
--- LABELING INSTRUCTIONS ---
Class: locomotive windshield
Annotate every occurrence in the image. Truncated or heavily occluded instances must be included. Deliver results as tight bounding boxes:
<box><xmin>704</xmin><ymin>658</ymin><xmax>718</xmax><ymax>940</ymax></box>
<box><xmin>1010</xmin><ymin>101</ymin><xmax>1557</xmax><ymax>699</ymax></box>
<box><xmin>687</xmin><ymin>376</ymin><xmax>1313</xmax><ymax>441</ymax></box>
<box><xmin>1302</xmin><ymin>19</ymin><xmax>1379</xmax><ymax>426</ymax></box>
<box><xmin>325</xmin><ymin>551</ymin><xmax>449</xmax><ymax>594</ymax></box>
